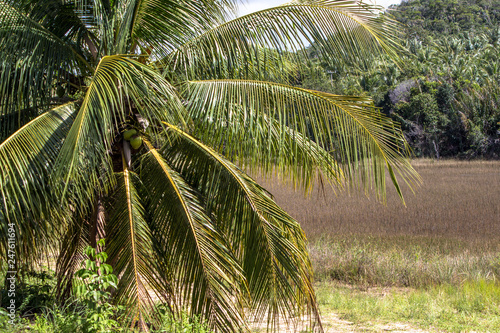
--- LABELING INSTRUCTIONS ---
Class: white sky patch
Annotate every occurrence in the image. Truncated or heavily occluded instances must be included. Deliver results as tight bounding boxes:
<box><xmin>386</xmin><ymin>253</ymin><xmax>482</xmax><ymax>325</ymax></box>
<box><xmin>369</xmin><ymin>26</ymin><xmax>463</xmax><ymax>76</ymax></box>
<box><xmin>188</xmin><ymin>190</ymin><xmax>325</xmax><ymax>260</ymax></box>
<box><xmin>238</xmin><ymin>0</ymin><xmax>402</xmax><ymax>17</ymax></box>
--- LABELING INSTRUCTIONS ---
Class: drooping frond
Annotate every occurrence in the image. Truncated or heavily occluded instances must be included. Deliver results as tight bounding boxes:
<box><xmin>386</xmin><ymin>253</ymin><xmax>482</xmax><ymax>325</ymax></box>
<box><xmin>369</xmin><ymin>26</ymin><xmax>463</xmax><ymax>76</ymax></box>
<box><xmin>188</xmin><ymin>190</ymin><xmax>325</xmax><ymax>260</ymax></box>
<box><xmin>139</xmin><ymin>139</ymin><xmax>246</xmax><ymax>332</ymax></box>
<box><xmin>254</xmin><ymin>115</ymin><xmax>345</xmax><ymax>191</ymax></box>
<box><xmin>188</xmin><ymin>91</ymin><xmax>344</xmax><ymax>191</ymax></box>
<box><xmin>184</xmin><ymin>79</ymin><xmax>420</xmax><ymax>201</ymax></box>
<box><xmin>106</xmin><ymin>165</ymin><xmax>166</xmax><ymax>330</ymax></box>
<box><xmin>0</xmin><ymin>103</ymin><xmax>77</xmax><ymax>261</ymax></box>
<box><xmin>0</xmin><ymin>0</ymin><xmax>89</xmax><ymax>137</ymax></box>
<box><xmin>161</xmin><ymin>124</ymin><xmax>321</xmax><ymax>332</ymax></box>
<box><xmin>169</xmin><ymin>0</ymin><xmax>402</xmax><ymax>79</ymax></box>
<box><xmin>56</xmin><ymin>196</ymin><xmax>108</xmax><ymax>298</ymax></box>
<box><xmin>52</xmin><ymin>55</ymin><xmax>186</xmax><ymax>213</ymax></box>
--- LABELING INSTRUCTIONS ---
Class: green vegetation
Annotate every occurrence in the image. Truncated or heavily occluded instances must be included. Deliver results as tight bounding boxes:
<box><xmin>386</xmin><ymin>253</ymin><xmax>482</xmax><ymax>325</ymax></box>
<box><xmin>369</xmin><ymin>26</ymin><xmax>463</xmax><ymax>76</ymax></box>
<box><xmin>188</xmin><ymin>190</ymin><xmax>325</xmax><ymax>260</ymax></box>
<box><xmin>299</xmin><ymin>0</ymin><xmax>500</xmax><ymax>158</ymax></box>
<box><xmin>73</xmin><ymin>240</ymin><xmax>120</xmax><ymax>333</ymax></box>
<box><xmin>316</xmin><ymin>280</ymin><xmax>500</xmax><ymax>332</ymax></box>
<box><xmin>1</xmin><ymin>242</ymin><xmax>212</xmax><ymax>332</ymax></box>
<box><xmin>0</xmin><ymin>0</ymin><xmax>419</xmax><ymax>331</ymax></box>
<box><xmin>0</xmin><ymin>269</ymin><xmax>56</xmax><ymax>325</ymax></box>
<box><xmin>391</xmin><ymin>0</ymin><xmax>500</xmax><ymax>38</ymax></box>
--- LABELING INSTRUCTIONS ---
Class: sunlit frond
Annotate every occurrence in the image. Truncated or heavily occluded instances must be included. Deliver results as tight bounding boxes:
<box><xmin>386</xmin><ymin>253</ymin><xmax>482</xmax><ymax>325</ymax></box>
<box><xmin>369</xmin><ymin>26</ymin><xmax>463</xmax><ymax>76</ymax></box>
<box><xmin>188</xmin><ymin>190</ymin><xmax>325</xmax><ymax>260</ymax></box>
<box><xmin>106</xmin><ymin>165</ymin><xmax>166</xmax><ymax>330</ymax></box>
<box><xmin>169</xmin><ymin>0</ymin><xmax>402</xmax><ymax>79</ymax></box>
<box><xmin>0</xmin><ymin>1</ymin><xmax>89</xmax><ymax>137</ymax></box>
<box><xmin>129</xmin><ymin>0</ymin><xmax>238</xmax><ymax>58</ymax></box>
<box><xmin>0</xmin><ymin>103</ymin><xmax>77</xmax><ymax>261</ymax></box>
<box><xmin>184</xmin><ymin>79</ymin><xmax>420</xmax><ymax>201</ymax></box>
<box><xmin>170</xmin><ymin>46</ymin><xmax>300</xmax><ymax>83</ymax></box>
<box><xmin>140</xmin><ymin>139</ymin><xmax>246</xmax><ymax>332</ymax></box>
<box><xmin>160</xmin><ymin>124</ymin><xmax>321</xmax><ymax>331</ymax></box>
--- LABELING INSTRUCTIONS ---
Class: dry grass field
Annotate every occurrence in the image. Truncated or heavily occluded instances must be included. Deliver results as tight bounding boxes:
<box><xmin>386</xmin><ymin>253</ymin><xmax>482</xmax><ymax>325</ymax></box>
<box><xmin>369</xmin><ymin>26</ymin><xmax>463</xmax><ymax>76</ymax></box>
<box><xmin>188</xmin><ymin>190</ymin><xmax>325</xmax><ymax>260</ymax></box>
<box><xmin>256</xmin><ymin>159</ymin><xmax>500</xmax><ymax>287</ymax></box>
<box><xmin>259</xmin><ymin>159</ymin><xmax>499</xmax><ymax>241</ymax></box>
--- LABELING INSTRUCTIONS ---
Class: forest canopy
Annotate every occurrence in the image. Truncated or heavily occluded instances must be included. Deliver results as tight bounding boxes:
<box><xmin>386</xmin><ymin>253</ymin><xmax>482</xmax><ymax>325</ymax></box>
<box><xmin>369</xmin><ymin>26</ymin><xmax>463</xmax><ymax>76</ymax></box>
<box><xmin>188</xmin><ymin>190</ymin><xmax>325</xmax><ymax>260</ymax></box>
<box><xmin>299</xmin><ymin>0</ymin><xmax>500</xmax><ymax>158</ymax></box>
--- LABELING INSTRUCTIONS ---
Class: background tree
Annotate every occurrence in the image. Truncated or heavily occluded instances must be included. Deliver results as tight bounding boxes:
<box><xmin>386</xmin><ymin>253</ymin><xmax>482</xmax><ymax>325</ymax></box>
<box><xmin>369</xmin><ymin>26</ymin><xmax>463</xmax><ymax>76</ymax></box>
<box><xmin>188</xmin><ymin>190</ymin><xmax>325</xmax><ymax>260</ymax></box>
<box><xmin>0</xmin><ymin>0</ymin><xmax>418</xmax><ymax>331</ymax></box>
<box><xmin>300</xmin><ymin>0</ymin><xmax>500</xmax><ymax>158</ymax></box>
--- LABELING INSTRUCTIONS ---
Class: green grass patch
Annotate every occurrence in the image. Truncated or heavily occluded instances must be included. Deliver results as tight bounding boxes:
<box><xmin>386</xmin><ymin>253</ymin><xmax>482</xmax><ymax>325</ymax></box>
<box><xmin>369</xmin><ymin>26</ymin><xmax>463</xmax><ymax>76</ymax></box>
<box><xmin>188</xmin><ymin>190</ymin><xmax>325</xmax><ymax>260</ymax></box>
<box><xmin>316</xmin><ymin>280</ymin><xmax>500</xmax><ymax>332</ymax></box>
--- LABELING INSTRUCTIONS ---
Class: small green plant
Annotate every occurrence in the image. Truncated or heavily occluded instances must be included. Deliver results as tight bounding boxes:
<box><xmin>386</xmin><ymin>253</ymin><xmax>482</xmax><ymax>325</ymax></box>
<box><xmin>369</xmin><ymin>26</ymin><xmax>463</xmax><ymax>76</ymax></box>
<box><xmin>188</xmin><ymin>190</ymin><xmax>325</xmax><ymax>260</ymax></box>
<box><xmin>1</xmin><ymin>269</ymin><xmax>56</xmax><ymax>320</ymax></box>
<box><xmin>155</xmin><ymin>305</ymin><xmax>212</xmax><ymax>333</ymax></box>
<box><xmin>74</xmin><ymin>239</ymin><xmax>120</xmax><ymax>333</ymax></box>
<box><xmin>31</xmin><ymin>300</ymin><xmax>85</xmax><ymax>333</ymax></box>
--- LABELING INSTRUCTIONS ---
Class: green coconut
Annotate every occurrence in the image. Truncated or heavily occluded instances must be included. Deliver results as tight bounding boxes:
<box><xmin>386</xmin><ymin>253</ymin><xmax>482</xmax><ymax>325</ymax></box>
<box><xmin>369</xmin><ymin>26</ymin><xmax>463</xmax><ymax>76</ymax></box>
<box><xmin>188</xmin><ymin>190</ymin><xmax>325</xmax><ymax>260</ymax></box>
<box><xmin>130</xmin><ymin>136</ymin><xmax>142</xmax><ymax>149</ymax></box>
<box><xmin>123</xmin><ymin>129</ymin><xmax>137</xmax><ymax>141</ymax></box>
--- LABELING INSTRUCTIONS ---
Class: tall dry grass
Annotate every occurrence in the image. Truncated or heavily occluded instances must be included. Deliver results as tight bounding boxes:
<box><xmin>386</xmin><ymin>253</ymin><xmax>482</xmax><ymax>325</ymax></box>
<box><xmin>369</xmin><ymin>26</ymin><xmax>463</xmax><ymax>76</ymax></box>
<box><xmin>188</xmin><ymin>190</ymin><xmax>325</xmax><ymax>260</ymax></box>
<box><xmin>256</xmin><ymin>159</ymin><xmax>500</xmax><ymax>287</ymax></box>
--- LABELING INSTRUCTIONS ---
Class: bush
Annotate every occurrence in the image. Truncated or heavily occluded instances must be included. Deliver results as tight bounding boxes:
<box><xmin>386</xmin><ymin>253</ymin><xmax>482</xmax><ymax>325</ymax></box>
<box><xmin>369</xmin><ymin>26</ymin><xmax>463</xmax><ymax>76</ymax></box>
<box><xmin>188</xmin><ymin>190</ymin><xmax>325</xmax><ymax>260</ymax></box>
<box><xmin>0</xmin><ymin>268</ymin><xmax>56</xmax><ymax>323</ymax></box>
<box><xmin>1</xmin><ymin>239</ymin><xmax>214</xmax><ymax>332</ymax></box>
<box><xmin>73</xmin><ymin>239</ymin><xmax>121</xmax><ymax>333</ymax></box>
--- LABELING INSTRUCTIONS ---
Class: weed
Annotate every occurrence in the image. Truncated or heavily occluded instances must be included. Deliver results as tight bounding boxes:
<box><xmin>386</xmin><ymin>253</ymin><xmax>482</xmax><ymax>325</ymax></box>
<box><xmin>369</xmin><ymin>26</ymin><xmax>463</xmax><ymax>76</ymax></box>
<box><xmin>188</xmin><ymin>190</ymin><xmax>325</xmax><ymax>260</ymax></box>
<box><xmin>73</xmin><ymin>239</ymin><xmax>120</xmax><ymax>333</ymax></box>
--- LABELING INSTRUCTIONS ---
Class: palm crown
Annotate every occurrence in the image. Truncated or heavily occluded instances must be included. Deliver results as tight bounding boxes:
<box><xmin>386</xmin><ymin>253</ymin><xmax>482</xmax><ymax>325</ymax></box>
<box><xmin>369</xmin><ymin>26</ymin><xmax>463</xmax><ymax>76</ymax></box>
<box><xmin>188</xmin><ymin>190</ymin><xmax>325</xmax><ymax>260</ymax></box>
<box><xmin>0</xmin><ymin>0</ymin><xmax>419</xmax><ymax>331</ymax></box>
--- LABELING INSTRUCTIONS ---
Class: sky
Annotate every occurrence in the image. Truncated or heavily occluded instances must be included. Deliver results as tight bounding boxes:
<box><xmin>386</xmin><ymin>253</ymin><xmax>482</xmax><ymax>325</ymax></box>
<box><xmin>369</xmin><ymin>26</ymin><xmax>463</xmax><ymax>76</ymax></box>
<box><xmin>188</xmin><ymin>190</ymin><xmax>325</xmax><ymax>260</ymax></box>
<box><xmin>238</xmin><ymin>0</ymin><xmax>402</xmax><ymax>16</ymax></box>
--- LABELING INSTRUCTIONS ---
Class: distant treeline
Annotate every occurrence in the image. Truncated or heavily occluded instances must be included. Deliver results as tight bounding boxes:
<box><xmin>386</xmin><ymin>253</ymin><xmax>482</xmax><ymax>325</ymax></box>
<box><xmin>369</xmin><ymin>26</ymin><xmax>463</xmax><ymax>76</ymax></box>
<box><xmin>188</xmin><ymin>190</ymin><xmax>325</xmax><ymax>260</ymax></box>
<box><xmin>297</xmin><ymin>0</ymin><xmax>500</xmax><ymax>158</ymax></box>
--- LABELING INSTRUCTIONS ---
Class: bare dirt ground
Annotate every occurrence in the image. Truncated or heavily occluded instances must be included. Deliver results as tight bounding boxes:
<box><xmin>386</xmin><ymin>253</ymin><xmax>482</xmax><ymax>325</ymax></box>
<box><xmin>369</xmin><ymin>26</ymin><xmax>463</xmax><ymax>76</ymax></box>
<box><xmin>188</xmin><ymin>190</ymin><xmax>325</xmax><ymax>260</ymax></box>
<box><xmin>251</xmin><ymin>312</ymin><xmax>433</xmax><ymax>333</ymax></box>
<box><xmin>319</xmin><ymin>313</ymin><xmax>430</xmax><ymax>332</ymax></box>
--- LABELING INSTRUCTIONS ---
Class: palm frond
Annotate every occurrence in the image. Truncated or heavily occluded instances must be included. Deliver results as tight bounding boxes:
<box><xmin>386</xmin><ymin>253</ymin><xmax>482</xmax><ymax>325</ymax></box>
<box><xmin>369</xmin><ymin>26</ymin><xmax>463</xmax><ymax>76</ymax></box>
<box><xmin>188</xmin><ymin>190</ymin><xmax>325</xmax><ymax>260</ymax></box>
<box><xmin>55</xmin><ymin>208</ymin><xmax>95</xmax><ymax>298</ymax></box>
<box><xmin>56</xmin><ymin>195</ymin><xmax>107</xmax><ymax>298</ymax></box>
<box><xmin>169</xmin><ymin>0</ymin><xmax>402</xmax><ymax>79</ymax></box>
<box><xmin>191</xmin><ymin>96</ymin><xmax>344</xmax><ymax>192</ymax></box>
<box><xmin>128</xmin><ymin>0</ymin><xmax>238</xmax><ymax>59</ymax></box>
<box><xmin>253</xmin><ymin>114</ymin><xmax>345</xmax><ymax>191</ymax></box>
<box><xmin>52</xmin><ymin>55</ymin><xmax>186</xmax><ymax>213</ymax></box>
<box><xmin>184</xmin><ymin>79</ymin><xmax>420</xmax><ymax>201</ymax></box>
<box><xmin>139</xmin><ymin>139</ymin><xmax>247</xmax><ymax>332</ymax></box>
<box><xmin>172</xmin><ymin>46</ymin><xmax>300</xmax><ymax>83</ymax></box>
<box><xmin>0</xmin><ymin>102</ymin><xmax>77</xmax><ymax>261</ymax></box>
<box><xmin>106</xmin><ymin>164</ymin><xmax>165</xmax><ymax>330</ymax></box>
<box><xmin>0</xmin><ymin>0</ymin><xmax>89</xmax><ymax>137</ymax></box>
<box><xmin>161</xmin><ymin>124</ymin><xmax>321</xmax><ymax>332</ymax></box>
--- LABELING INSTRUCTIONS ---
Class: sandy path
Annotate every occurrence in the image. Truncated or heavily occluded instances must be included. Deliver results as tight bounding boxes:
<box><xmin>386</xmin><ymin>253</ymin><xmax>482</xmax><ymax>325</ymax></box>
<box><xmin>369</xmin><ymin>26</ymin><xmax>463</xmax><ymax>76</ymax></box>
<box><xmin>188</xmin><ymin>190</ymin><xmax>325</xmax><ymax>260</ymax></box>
<box><xmin>251</xmin><ymin>312</ymin><xmax>433</xmax><ymax>332</ymax></box>
<box><xmin>320</xmin><ymin>312</ymin><xmax>431</xmax><ymax>332</ymax></box>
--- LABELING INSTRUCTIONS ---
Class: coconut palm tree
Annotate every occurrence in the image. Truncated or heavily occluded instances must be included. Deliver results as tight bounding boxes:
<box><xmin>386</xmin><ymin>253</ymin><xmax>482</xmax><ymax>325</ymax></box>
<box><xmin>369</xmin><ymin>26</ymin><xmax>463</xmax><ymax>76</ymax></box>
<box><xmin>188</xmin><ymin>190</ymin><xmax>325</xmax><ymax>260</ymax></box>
<box><xmin>0</xmin><ymin>0</ymin><xmax>419</xmax><ymax>331</ymax></box>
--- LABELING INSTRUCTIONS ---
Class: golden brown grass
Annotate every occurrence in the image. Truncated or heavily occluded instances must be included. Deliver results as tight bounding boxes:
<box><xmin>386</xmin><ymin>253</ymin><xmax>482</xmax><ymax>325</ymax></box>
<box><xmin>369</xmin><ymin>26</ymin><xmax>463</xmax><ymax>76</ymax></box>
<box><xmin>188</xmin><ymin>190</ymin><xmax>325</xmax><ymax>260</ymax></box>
<box><xmin>256</xmin><ymin>159</ymin><xmax>500</xmax><ymax>287</ymax></box>
<box><xmin>259</xmin><ymin>159</ymin><xmax>499</xmax><ymax>241</ymax></box>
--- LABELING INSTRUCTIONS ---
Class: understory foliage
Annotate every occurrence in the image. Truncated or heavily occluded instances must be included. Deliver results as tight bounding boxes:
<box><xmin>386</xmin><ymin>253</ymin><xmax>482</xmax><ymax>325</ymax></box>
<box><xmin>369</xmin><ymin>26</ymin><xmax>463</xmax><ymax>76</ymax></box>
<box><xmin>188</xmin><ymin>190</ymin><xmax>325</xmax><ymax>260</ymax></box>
<box><xmin>73</xmin><ymin>240</ymin><xmax>120</xmax><ymax>333</ymax></box>
<box><xmin>0</xmin><ymin>249</ymin><xmax>211</xmax><ymax>332</ymax></box>
<box><xmin>0</xmin><ymin>0</ymin><xmax>419</xmax><ymax>331</ymax></box>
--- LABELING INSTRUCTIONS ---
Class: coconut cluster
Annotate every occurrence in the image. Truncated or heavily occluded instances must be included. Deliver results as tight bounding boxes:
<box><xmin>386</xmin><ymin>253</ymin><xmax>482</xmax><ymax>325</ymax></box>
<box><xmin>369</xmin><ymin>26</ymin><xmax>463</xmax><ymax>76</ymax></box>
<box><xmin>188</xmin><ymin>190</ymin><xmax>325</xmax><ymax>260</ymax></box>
<box><xmin>123</xmin><ymin>129</ymin><xmax>142</xmax><ymax>149</ymax></box>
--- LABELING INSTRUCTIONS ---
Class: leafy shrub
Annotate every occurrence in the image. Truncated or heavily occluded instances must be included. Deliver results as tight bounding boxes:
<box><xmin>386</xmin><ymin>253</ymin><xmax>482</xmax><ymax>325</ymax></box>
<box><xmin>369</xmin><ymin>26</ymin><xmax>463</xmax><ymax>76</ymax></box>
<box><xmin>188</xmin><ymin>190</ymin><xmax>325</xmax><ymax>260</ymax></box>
<box><xmin>73</xmin><ymin>239</ymin><xmax>121</xmax><ymax>333</ymax></box>
<box><xmin>0</xmin><ymin>268</ymin><xmax>56</xmax><ymax>323</ymax></box>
